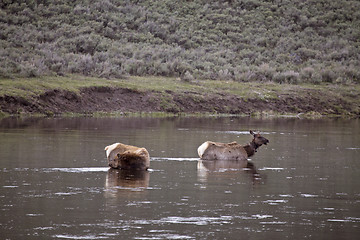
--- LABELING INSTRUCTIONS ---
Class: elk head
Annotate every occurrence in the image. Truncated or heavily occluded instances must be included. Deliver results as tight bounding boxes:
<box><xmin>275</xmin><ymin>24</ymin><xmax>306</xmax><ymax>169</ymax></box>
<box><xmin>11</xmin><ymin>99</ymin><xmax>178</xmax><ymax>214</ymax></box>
<box><xmin>250</xmin><ymin>130</ymin><xmax>269</xmax><ymax>147</ymax></box>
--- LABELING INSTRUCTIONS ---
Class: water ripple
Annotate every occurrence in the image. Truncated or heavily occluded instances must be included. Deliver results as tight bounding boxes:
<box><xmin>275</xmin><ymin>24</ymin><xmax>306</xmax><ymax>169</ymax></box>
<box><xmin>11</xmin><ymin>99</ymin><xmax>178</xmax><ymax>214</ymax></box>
<box><xmin>44</xmin><ymin>167</ymin><xmax>109</xmax><ymax>173</ymax></box>
<box><xmin>152</xmin><ymin>157</ymin><xmax>199</xmax><ymax>161</ymax></box>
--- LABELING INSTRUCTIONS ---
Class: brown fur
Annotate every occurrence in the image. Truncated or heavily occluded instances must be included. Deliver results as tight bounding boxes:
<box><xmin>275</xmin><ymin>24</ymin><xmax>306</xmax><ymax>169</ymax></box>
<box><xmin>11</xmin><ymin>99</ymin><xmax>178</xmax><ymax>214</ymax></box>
<box><xmin>198</xmin><ymin>130</ymin><xmax>269</xmax><ymax>160</ymax></box>
<box><xmin>105</xmin><ymin>143</ymin><xmax>150</xmax><ymax>170</ymax></box>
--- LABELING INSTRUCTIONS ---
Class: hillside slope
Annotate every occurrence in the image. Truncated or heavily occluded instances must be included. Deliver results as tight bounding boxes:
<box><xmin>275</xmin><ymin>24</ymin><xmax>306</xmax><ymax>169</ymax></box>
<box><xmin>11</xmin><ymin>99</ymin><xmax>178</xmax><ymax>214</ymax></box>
<box><xmin>1</xmin><ymin>0</ymin><xmax>359</xmax><ymax>83</ymax></box>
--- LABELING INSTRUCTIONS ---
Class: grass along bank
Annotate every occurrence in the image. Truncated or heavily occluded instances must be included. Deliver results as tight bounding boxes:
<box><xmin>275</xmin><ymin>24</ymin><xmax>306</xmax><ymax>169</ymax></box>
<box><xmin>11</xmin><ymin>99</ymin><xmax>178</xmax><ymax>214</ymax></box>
<box><xmin>0</xmin><ymin>75</ymin><xmax>359</xmax><ymax>117</ymax></box>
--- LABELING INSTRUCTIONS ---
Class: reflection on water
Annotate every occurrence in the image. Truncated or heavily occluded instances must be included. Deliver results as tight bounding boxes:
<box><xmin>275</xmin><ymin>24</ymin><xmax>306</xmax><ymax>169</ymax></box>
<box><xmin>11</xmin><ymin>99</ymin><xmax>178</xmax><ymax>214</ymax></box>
<box><xmin>105</xmin><ymin>168</ymin><xmax>150</xmax><ymax>198</ymax></box>
<box><xmin>198</xmin><ymin>159</ymin><xmax>248</xmax><ymax>172</ymax></box>
<box><xmin>1</xmin><ymin>116</ymin><xmax>360</xmax><ymax>239</ymax></box>
<box><xmin>197</xmin><ymin>159</ymin><xmax>261</xmax><ymax>183</ymax></box>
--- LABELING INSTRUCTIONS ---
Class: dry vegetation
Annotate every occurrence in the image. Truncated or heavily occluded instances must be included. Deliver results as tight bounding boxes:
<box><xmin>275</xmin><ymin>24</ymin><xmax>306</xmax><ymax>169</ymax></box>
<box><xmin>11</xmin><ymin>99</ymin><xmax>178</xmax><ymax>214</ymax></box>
<box><xmin>1</xmin><ymin>0</ymin><xmax>359</xmax><ymax>84</ymax></box>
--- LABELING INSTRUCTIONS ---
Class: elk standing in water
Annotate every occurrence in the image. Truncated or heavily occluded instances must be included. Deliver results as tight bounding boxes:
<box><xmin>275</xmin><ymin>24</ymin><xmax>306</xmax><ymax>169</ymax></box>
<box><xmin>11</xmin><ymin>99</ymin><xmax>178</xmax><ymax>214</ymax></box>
<box><xmin>197</xmin><ymin>130</ymin><xmax>269</xmax><ymax>161</ymax></box>
<box><xmin>105</xmin><ymin>143</ymin><xmax>150</xmax><ymax>170</ymax></box>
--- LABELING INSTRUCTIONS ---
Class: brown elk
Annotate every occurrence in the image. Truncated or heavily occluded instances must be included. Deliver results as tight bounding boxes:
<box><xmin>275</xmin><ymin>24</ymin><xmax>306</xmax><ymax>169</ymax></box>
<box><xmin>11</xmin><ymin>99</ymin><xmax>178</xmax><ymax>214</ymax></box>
<box><xmin>197</xmin><ymin>130</ymin><xmax>269</xmax><ymax>161</ymax></box>
<box><xmin>104</xmin><ymin>143</ymin><xmax>150</xmax><ymax>170</ymax></box>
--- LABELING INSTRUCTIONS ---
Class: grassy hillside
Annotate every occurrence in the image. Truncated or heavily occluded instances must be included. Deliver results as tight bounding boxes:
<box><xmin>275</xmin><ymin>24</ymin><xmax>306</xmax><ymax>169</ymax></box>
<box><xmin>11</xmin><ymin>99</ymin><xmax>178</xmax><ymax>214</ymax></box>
<box><xmin>1</xmin><ymin>0</ymin><xmax>359</xmax><ymax>84</ymax></box>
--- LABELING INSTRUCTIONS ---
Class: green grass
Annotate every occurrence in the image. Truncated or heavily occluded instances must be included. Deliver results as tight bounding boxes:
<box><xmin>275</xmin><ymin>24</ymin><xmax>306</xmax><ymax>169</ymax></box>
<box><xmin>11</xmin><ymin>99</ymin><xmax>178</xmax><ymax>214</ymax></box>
<box><xmin>0</xmin><ymin>75</ymin><xmax>94</xmax><ymax>97</ymax></box>
<box><xmin>1</xmin><ymin>75</ymin><xmax>360</xmax><ymax>117</ymax></box>
<box><xmin>2</xmin><ymin>75</ymin><xmax>360</xmax><ymax>101</ymax></box>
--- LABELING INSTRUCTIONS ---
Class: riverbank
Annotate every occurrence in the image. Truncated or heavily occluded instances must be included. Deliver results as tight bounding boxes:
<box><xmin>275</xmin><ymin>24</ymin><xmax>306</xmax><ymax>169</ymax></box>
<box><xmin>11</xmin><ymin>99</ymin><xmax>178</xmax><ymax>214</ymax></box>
<box><xmin>1</xmin><ymin>75</ymin><xmax>359</xmax><ymax>117</ymax></box>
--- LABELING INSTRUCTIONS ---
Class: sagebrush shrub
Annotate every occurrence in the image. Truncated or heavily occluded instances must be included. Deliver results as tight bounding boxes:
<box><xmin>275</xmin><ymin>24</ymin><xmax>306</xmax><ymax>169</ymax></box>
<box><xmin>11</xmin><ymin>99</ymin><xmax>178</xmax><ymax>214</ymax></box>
<box><xmin>0</xmin><ymin>0</ymin><xmax>358</xmax><ymax>84</ymax></box>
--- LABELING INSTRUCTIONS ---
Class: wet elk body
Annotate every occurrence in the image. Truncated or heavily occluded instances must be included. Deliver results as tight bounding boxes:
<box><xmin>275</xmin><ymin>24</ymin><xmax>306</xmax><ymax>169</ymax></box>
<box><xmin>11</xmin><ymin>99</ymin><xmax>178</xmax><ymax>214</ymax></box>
<box><xmin>105</xmin><ymin>143</ymin><xmax>150</xmax><ymax>170</ymax></box>
<box><xmin>198</xmin><ymin>130</ymin><xmax>269</xmax><ymax>160</ymax></box>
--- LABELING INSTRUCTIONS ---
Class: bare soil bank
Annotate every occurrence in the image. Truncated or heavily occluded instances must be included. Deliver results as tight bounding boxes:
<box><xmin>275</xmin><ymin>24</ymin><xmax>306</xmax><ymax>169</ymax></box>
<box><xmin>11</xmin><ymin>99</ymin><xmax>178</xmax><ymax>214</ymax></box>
<box><xmin>1</xmin><ymin>86</ymin><xmax>359</xmax><ymax>117</ymax></box>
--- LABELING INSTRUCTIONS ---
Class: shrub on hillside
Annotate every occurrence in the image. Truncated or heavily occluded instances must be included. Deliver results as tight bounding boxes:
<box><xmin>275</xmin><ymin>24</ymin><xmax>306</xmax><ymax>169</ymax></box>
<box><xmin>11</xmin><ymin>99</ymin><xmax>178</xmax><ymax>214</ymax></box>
<box><xmin>300</xmin><ymin>67</ymin><xmax>315</xmax><ymax>82</ymax></box>
<box><xmin>0</xmin><ymin>0</ymin><xmax>359</xmax><ymax>84</ymax></box>
<box><xmin>320</xmin><ymin>69</ymin><xmax>336</xmax><ymax>83</ymax></box>
<box><xmin>274</xmin><ymin>71</ymin><xmax>300</xmax><ymax>84</ymax></box>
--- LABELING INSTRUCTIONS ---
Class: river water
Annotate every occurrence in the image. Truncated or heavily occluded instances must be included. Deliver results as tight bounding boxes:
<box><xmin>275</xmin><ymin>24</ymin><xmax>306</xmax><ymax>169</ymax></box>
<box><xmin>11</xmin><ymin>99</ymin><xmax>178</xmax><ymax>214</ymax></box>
<box><xmin>0</xmin><ymin>116</ymin><xmax>359</xmax><ymax>239</ymax></box>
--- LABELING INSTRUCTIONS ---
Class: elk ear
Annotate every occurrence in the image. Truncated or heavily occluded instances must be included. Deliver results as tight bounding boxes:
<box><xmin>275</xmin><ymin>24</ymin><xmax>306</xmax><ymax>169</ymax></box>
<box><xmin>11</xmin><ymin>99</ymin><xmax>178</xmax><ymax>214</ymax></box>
<box><xmin>250</xmin><ymin>130</ymin><xmax>255</xmax><ymax>136</ymax></box>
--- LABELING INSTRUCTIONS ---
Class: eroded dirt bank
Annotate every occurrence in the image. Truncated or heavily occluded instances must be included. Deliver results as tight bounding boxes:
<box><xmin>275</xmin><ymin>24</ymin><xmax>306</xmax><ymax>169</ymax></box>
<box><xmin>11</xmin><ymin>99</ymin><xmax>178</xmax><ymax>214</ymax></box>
<box><xmin>0</xmin><ymin>86</ymin><xmax>359</xmax><ymax>116</ymax></box>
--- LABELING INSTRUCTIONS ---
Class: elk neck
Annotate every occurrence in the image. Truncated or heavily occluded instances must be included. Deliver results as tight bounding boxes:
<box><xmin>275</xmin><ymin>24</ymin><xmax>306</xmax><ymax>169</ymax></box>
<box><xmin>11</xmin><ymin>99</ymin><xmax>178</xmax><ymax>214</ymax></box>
<box><xmin>244</xmin><ymin>140</ymin><xmax>259</xmax><ymax>157</ymax></box>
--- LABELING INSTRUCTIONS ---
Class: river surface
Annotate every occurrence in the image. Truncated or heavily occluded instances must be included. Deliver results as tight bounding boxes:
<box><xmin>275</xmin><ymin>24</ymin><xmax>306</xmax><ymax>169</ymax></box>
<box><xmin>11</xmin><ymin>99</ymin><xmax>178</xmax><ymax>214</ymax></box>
<box><xmin>0</xmin><ymin>116</ymin><xmax>359</xmax><ymax>239</ymax></box>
